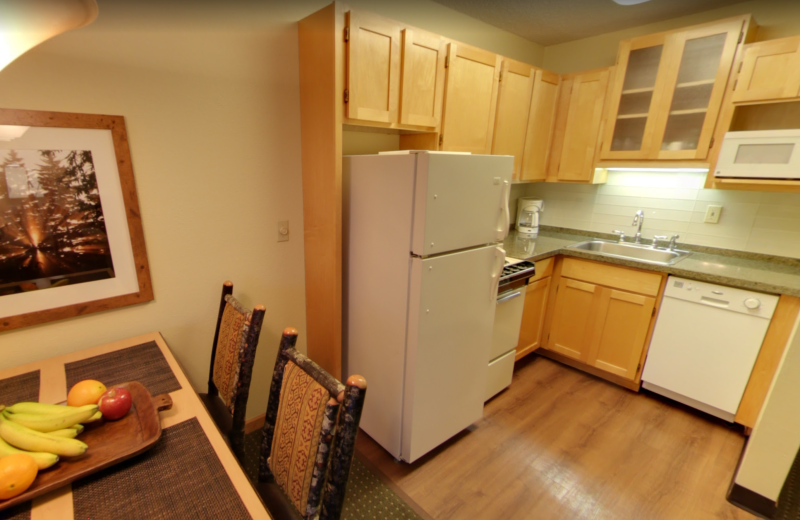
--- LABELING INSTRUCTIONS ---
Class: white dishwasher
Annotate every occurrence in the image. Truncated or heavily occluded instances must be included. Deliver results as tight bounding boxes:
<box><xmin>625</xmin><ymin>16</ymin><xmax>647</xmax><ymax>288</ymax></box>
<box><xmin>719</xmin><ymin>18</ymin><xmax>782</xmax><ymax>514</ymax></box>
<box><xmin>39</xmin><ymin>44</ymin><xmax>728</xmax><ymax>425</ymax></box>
<box><xmin>642</xmin><ymin>276</ymin><xmax>779</xmax><ymax>422</ymax></box>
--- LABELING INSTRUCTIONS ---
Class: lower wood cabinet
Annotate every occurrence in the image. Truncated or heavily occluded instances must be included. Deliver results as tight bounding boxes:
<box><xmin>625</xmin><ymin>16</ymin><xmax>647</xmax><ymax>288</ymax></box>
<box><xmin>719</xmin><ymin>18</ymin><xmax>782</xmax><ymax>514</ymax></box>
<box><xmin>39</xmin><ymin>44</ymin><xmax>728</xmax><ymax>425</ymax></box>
<box><xmin>587</xmin><ymin>288</ymin><xmax>655</xmax><ymax>381</ymax></box>
<box><xmin>542</xmin><ymin>257</ymin><xmax>664</xmax><ymax>388</ymax></box>
<box><xmin>515</xmin><ymin>276</ymin><xmax>551</xmax><ymax>360</ymax></box>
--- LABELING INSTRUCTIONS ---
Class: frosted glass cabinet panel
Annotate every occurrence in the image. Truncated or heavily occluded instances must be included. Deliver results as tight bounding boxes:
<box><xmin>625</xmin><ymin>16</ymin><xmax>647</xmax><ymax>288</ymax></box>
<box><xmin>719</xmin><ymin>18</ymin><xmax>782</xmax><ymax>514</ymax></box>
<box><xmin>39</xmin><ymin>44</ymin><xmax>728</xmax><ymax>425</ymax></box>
<box><xmin>601</xmin><ymin>16</ymin><xmax>749</xmax><ymax>161</ymax></box>
<box><xmin>609</xmin><ymin>44</ymin><xmax>664</xmax><ymax>154</ymax></box>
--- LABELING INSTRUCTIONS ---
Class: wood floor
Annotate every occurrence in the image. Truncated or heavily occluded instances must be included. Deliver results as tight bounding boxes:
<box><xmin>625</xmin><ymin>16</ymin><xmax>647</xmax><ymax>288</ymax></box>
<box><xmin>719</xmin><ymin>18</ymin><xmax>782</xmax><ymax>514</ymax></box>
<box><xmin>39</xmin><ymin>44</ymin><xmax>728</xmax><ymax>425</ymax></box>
<box><xmin>356</xmin><ymin>355</ymin><xmax>754</xmax><ymax>520</ymax></box>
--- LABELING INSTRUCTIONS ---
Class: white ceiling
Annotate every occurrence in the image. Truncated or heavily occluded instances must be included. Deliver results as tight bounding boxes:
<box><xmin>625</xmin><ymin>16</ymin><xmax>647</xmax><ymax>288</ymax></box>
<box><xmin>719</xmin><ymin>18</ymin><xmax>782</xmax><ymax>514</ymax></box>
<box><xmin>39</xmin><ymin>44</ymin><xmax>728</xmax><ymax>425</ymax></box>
<box><xmin>429</xmin><ymin>0</ymin><xmax>744</xmax><ymax>46</ymax></box>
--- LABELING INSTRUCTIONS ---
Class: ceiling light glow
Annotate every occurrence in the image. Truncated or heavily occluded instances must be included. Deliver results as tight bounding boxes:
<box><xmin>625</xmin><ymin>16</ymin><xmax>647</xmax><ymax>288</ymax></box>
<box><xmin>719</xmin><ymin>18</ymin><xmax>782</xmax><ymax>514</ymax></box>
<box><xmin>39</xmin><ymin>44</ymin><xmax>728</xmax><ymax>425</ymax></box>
<box><xmin>0</xmin><ymin>0</ymin><xmax>98</xmax><ymax>72</ymax></box>
<box><xmin>612</xmin><ymin>0</ymin><xmax>653</xmax><ymax>5</ymax></box>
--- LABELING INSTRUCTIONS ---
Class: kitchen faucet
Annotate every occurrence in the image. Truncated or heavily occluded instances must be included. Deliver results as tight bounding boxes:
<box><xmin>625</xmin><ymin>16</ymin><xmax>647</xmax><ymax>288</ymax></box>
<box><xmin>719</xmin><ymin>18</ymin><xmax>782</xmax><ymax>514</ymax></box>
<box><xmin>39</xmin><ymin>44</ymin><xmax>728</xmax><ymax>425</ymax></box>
<box><xmin>632</xmin><ymin>210</ymin><xmax>644</xmax><ymax>243</ymax></box>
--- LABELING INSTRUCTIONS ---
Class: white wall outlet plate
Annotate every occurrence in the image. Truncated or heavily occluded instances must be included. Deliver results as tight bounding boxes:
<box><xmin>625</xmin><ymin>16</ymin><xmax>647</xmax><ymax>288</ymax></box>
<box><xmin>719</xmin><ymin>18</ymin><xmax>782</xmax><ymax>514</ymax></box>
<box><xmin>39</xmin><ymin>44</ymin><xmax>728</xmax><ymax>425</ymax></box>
<box><xmin>277</xmin><ymin>219</ymin><xmax>289</xmax><ymax>242</ymax></box>
<box><xmin>704</xmin><ymin>205</ymin><xmax>722</xmax><ymax>224</ymax></box>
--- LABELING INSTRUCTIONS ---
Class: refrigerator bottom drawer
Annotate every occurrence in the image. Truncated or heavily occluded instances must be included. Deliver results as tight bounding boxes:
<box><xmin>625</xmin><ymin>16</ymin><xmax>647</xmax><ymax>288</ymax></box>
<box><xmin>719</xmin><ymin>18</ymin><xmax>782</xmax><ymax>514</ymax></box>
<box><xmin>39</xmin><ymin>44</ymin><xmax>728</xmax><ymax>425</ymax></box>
<box><xmin>485</xmin><ymin>350</ymin><xmax>515</xmax><ymax>401</ymax></box>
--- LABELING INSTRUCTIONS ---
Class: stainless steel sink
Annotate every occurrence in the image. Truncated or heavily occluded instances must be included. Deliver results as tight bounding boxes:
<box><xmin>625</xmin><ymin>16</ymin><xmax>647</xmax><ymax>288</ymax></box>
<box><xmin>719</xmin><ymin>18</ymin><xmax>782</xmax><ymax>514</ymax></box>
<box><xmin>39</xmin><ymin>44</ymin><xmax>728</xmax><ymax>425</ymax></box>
<box><xmin>567</xmin><ymin>240</ymin><xmax>691</xmax><ymax>266</ymax></box>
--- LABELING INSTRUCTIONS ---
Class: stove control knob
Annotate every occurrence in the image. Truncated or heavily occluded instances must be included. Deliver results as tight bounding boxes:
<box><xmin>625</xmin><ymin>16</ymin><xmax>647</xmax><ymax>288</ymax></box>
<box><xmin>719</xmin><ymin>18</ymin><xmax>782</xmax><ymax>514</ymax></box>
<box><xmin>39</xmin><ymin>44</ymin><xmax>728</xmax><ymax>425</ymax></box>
<box><xmin>744</xmin><ymin>298</ymin><xmax>761</xmax><ymax>310</ymax></box>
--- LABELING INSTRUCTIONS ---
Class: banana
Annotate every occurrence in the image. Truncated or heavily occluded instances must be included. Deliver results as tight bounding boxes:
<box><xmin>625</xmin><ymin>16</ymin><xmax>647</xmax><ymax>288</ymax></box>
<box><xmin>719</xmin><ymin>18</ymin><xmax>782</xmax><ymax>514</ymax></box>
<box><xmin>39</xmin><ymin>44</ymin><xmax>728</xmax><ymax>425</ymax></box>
<box><xmin>0</xmin><ymin>434</ymin><xmax>59</xmax><ymax>470</ymax></box>
<box><xmin>83</xmin><ymin>411</ymin><xmax>103</xmax><ymax>423</ymax></box>
<box><xmin>5</xmin><ymin>402</ymin><xmax>85</xmax><ymax>415</ymax></box>
<box><xmin>47</xmin><ymin>428</ymin><xmax>79</xmax><ymax>439</ymax></box>
<box><xmin>4</xmin><ymin>405</ymin><xmax>98</xmax><ymax>432</ymax></box>
<box><xmin>70</xmin><ymin>424</ymin><xmax>85</xmax><ymax>435</ymax></box>
<box><xmin>0</xmin><ymin>414</ymin><xmax>87</xmax><ymax>457</ymax></box>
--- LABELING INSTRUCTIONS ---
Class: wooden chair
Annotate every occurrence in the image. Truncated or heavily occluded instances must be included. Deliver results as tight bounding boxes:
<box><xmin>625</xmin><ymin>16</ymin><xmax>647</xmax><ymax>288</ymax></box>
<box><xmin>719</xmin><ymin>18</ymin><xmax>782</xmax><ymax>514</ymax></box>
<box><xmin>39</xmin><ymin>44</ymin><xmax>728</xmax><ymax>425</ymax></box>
<box><xmin>256</xmin><ymin>327</ymin><xmax>367</xmax><ymax>520</ymax></box>
<box><xmin>199</xmin><ymin>280</ymin><xmax>265</xmax><ymax>461</ymax></box>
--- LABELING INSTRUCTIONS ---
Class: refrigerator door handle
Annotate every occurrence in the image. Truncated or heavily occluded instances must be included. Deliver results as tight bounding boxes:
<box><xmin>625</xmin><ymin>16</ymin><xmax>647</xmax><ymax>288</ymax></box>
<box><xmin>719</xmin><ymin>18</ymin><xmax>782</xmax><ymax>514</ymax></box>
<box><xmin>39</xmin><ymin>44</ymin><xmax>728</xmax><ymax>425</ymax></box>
<box><xmin>491</xmin><ymin>246</ymin><xmax>506</xmax><ymax>302</ymax></box>
<box><xmin>497</xmin><ymin>181</ymin><xmax>511</xmax><ymax>240</ymax></box>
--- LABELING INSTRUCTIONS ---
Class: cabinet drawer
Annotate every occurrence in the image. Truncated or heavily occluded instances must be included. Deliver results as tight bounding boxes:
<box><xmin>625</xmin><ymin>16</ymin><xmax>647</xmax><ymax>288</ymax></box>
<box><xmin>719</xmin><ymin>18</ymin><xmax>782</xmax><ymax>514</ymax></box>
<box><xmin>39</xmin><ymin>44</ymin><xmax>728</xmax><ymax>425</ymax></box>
<box><xmin>561</xmin><ymin>257</ymin><xmax>661</xmax><ymax>296</ymax></box>
<box><xmin>485</xmin><ymin>350</ymin><xmax>516</xmax><ymax>401</ymax></box>
<box><xmin>527</xmin><ymin>257</ymin><xmax>554</xmax><ymax>283</ymax></box>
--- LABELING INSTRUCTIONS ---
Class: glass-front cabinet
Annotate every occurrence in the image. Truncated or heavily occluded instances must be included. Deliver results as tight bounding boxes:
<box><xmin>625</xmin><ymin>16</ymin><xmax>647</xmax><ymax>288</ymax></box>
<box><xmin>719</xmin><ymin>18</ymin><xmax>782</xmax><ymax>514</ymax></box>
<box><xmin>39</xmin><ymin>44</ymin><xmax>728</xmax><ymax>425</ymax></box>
<box><xmin>601</xmin><ymin>16</ymin><xmax>749</xmax><ymax>161</ymax></box>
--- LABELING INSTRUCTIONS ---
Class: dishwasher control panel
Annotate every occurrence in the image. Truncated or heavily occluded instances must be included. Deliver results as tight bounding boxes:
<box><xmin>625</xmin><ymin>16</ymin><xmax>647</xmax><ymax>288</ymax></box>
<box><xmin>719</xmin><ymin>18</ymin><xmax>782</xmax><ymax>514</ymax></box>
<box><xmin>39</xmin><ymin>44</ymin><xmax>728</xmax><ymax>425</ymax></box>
<box><xmin>664</xmin><ymin>277</ymin><xmax>779</xmax><ymax>319</ymax></box>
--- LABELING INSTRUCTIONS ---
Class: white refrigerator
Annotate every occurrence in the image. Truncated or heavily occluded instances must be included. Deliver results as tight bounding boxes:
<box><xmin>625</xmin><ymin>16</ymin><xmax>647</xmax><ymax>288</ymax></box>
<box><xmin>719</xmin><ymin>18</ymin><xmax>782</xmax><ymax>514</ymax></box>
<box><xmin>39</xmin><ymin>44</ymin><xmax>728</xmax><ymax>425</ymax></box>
<box><xmin>343</xmin><ymin>151</ymin><xmax>513</xmax><ymax>463</ymax></box>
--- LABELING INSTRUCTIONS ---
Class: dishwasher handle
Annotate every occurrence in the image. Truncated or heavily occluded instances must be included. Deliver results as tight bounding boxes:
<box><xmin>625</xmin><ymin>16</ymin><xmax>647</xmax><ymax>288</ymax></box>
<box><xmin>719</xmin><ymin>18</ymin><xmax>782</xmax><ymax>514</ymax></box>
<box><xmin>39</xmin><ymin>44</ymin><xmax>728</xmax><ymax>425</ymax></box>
<box><xmin>699</xmin><ymin>296</ymin><xmax>730</xmax><ymax>308</ymax></box>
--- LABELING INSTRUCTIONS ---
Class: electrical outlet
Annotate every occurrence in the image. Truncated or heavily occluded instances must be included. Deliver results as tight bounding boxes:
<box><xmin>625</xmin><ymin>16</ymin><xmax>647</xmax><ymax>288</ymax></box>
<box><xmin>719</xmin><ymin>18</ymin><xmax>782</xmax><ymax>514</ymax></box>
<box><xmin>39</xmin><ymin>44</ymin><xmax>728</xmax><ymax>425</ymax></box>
<box><xmin>277</xmin><ymin>220</ymin><xmax>290</xmax><ymax>242</ymax></box>
<box><xmin>704</xmin><ymin>205</ymin><xmax>722</xmax><ymax>224</ymax></box>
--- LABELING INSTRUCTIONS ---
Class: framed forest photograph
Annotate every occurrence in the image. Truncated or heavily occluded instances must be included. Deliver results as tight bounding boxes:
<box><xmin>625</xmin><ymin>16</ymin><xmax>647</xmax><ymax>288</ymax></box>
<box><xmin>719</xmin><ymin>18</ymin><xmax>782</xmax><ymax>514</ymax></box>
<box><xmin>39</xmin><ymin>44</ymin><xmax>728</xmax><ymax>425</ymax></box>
<box><xmin>0</xmin><ymin>109</ymin><xmax>152</xmax><ymax>331</ymax></box>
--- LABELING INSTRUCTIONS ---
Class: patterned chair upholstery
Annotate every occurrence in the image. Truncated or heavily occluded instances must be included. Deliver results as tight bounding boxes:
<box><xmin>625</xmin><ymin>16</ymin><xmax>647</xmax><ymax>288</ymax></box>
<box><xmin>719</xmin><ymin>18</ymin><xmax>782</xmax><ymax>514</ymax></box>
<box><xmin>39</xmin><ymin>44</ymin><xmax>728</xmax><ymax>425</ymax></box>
<box><xmin>257</xmin><ymin>328</ymin><xmax>367</xmax><ymax>520</ymax></box>
<box><xmin>199</xmin><ymin>281</ymin><xmax>265</xmax><ymax>461</ymax></box>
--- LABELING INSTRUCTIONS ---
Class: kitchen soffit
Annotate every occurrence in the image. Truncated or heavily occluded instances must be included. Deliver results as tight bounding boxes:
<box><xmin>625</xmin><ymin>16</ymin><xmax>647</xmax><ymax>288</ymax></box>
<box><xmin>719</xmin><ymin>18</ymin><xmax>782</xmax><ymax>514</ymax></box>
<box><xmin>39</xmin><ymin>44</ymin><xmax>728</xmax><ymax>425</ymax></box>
<box><xmin>429</xmin><ymin>0</ymin><xmax>743</xmax><ymax>45</ymax></box>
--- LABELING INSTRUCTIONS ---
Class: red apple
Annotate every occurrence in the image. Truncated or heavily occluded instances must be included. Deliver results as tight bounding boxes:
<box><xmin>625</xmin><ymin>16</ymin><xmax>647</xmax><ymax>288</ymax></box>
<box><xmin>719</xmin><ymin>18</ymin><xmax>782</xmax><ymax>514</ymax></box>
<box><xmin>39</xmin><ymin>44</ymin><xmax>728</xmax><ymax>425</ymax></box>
<box><xmin>97</xmin><ymin>387</ymin><xmax>132</xmax><ymax>420</ymax></box>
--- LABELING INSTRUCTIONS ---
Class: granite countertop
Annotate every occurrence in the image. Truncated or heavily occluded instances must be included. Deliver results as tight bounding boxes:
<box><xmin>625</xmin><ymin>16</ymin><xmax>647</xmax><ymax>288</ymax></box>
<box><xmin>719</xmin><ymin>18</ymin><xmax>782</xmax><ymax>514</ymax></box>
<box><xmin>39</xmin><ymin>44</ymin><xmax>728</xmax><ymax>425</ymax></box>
<box><xmin>503</xmin><ymin>226</ymin><xmax>800</xmax><ymax>298</ymax></box>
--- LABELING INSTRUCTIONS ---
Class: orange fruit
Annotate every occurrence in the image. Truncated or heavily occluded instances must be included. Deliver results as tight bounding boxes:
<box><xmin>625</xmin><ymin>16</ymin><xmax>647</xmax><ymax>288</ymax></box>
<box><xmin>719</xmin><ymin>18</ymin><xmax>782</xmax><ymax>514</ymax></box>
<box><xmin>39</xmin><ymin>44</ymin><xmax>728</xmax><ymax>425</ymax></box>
<box><xmin>0</xmin><ymin>453</ymin><xmax>38</xmax><ymax>500</ymax></box>
<box><xmin>67</xmin><ymin>380</ymin><xmax>107</xmax><ymax>407</ymax></box>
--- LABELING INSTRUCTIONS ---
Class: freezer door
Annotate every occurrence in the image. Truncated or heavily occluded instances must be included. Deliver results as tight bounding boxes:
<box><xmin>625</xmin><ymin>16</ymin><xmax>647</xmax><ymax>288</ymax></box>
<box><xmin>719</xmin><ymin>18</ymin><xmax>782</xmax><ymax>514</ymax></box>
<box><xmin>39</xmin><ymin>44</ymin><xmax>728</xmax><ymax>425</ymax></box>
<box><xmin>411</xmin><ymin>153</ymin><xmax>513</xmax><ymax>256</ymax></box>
<box><xmin>402</xmin><ymin>244</ymin><xmax>502</xmax><ymax>462</ymax></box>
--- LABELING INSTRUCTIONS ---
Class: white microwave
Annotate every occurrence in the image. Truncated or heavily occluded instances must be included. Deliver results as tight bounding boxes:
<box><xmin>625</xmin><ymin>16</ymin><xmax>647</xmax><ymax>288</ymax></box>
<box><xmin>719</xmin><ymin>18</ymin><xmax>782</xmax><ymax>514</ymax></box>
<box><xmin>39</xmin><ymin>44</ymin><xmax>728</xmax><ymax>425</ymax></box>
<box><xmin>715</xmin><ymin>130</ymin><xmax>800</xmax><ymax>179</ymax></box>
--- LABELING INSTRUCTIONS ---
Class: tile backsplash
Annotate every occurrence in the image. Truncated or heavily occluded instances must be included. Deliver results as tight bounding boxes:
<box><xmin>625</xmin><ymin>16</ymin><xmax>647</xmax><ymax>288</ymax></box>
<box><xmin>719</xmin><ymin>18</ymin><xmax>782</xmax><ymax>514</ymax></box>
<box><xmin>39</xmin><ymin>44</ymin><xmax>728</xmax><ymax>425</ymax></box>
<box><xmin>511</xmin><ymin>170</ymin><xmax>800</xmax><ymax>259</ymax></box>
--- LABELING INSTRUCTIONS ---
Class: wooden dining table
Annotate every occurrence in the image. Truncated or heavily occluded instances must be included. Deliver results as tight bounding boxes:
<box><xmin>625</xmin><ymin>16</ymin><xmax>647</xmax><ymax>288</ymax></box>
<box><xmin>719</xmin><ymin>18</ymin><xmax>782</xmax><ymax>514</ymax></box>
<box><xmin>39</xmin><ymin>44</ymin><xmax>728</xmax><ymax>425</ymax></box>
<box><xmin>0</xmin><ymin>332</ymin><xmax>271</xmax><ymax>519</ymax></box>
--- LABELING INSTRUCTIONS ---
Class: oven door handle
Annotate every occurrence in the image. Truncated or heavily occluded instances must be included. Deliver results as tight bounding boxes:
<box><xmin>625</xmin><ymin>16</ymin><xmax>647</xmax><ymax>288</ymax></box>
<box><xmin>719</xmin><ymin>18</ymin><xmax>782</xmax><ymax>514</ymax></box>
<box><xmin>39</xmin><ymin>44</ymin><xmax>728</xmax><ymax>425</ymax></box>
<box><xmin>497</xmin><ymin>290</ymin><xmax>522</xmax><ymax>304</ymax></box>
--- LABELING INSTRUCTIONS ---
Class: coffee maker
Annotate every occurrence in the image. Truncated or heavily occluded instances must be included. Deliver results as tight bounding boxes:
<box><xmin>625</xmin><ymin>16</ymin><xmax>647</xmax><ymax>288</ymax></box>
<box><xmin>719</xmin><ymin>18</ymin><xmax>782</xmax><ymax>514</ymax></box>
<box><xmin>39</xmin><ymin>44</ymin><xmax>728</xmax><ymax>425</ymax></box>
<box><xmin>516</xmin><ymin>198</ymin><xmax>544</xmax><ymax>237</ymax></box>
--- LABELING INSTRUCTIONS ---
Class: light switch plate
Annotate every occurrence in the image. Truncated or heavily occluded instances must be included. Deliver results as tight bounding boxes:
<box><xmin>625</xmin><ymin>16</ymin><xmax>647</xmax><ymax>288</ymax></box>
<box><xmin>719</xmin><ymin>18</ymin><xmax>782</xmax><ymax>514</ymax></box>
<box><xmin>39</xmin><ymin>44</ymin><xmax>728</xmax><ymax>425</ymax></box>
<box><xmin>277</xmin><ymin>219</ymin><xmax>289</xmax><ymax>242</ymax></box>
<box><xmin>704</xmin><ymin>205</ymin><xmax>722</xmax><ymax>224</ymax></box>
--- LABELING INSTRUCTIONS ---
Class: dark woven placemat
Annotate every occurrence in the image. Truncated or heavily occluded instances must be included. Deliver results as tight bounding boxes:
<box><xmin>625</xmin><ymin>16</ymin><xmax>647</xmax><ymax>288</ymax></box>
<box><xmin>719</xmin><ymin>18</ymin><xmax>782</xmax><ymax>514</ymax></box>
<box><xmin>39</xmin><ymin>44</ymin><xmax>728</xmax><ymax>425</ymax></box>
<box><xmin>0</xmin><ymin>502</ymin><xmax>30</xmax><ymax>520</ymax></box>
<box><xmin>73</xmin><ymin>417</ymin><xmax>251</xmax><ymax>519</ymax></box>
<box><xmin>64</xmin><ymin>341</ymin><xmax>181</xmax><ymax>397</ymax></box>
<box><xmin>0</xmin><ymin>371</ymin><xmax>39</xmax><ymax>407</ymax></box>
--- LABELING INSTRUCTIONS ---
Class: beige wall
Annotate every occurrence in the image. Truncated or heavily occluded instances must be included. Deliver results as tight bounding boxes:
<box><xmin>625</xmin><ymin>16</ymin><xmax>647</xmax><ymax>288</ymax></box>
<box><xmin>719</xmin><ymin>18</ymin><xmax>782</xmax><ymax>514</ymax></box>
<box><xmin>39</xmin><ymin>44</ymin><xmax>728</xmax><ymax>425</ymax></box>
<box><xmin>0</xmin><ymin>0</ymin><xmax>544</xmax><ymax>419</ymax></box>
<box><xmin>542</xmin><ymin>0</ymin><xmax>800</xmax><ymax>74</ymax></box>
<box><xmin>736</xmin><ymin>314</ymin><xmax>800</xmax><ymax>500</ymax></box>
<box><xmin>0</xmin><ymin>1</ymin><xmax>314</xmax><ymax>420</ymax></box>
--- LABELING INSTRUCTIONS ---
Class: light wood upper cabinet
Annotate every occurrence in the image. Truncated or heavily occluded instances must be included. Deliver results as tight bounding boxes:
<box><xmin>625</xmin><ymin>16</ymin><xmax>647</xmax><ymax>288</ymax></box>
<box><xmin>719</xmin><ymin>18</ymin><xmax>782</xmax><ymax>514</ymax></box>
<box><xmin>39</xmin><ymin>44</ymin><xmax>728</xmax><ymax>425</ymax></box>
<box><xmin>440</xmin><ymin>43</ymin><xmax>502</xmax><ymax>154</ymax></box>
<box><xmin>586</xmin><ymin>289</ymin><xmax>655</xmax><ymax>380</ymax></box>
<box><xmin>602</xmin><ymin>16</ymin><xmax>747</xmax><ymax>161</ymax></box>
<box><xmin>399</xmin><ymin>29</ymin><xmax>446</xmax><ymax>128</ymax></box>
<box><xmin>520</xmin><ymin>70</ymin><xmax>560</xmax><ymax>182</ymax></box>
<box><xmin>548</xmin><ymin>68</ymin><xmax>611</xmax><ymax>183</ymax></box>
<box><xmin>733</xmin><ymin>36</ymin><xmax>800</xmax><ymax>103</ymax></box>
<box><xmin>345</xmin><ymin>10</ymin><xmax>402</xmax><ymax>124</ymax></box>
<box><xmin>491</xmin><ymin>59</ymin><xmax>535</xmax><ymax>179</ymax></box>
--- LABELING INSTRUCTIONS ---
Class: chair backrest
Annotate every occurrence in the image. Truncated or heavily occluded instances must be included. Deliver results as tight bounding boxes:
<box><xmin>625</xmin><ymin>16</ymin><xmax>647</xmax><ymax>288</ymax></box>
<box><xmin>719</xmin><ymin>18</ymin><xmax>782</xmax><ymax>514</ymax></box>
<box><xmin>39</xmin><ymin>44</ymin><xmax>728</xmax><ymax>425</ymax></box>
<box><xmin>207</xmin><ymin>281</ymin><xmax>265</xmax><ymax>454</ymax></box>
<box><xmin>260</xmin><ymin>328</ymin><xmax>367</xmax><ymax>520</ymax></box>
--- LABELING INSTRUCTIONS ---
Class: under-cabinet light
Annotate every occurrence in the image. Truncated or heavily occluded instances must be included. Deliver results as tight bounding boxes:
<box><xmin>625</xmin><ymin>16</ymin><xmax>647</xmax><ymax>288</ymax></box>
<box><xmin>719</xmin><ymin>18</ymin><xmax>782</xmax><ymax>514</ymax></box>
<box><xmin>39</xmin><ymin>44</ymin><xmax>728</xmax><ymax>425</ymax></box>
<box><xmin>0</xmin><ymin>0</ymin><xmax>98</xmax><ymax>72</ymax></box>
<box><xmin>604</xmin><ymin>167</ymin><xmax>709</xmax><ymax>173</ymax></box>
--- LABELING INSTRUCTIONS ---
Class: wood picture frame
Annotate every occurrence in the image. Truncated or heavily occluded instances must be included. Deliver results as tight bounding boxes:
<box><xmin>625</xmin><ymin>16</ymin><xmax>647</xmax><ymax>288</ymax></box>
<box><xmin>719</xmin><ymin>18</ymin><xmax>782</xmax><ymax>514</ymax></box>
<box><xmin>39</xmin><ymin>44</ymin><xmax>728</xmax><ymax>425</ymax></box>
<box><xmin>0</xmin><ymin>108</ymin><xmax>153</xmax><ymax>331</ymax></box>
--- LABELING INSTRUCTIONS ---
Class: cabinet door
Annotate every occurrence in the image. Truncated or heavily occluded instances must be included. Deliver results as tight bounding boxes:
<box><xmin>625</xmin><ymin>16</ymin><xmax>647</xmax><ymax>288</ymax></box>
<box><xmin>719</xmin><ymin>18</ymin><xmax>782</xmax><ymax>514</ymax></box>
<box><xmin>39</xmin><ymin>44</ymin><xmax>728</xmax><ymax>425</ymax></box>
<box><xmin>552</xmin><ymin>69</ymin><xmax>610</xmax><ymax>182</ymax></box>
<box><xmin>491</xmin><ymin>59</ymin><xmax>535</xmax><ymax>179</ymax></box>
<box><xmin>653</xmin><ymin>20</ymin><xmax>744</xmax><ymax>159</ymax></box>
<box><xmin>345</xmin><ymin>10</ymin><xmax>402</xmax><ymax>124</ymax></box>
<box><xmin>515</xmin><ymin>277</ymin><xmax>550</xmax><ymax>360</ymax></box>
<box><xmin>586</xmin><ymin>288</ymin><xmax>655</xmax><ymax>381</ymax></box>
<box><xmin>440</xmin><ymin>43</ymin><xmax>502</xmax><ymax>154</ymax></box>
<box><xmin>733</xmin><ymin>36</ymin><xmax>800</xmax><ymax>103</ymax></box>
<box><xmin>601</xmin><ymin>34</ymin><xmax>669</xmax><ymax>160</ymax></box>
<box><xmin>399</xmin><ymin>29</ymin><xmax>446</xmax><ymax>129</ymax></box>
<box><xmin>520</xmin><ymin>70</ymin><xmax>560</xmax><ymax>182</ymax></box>
<box><xmin>546</xmin><ymin>278</ymin><xmax>602</xmax><ymax>361</ymax></box>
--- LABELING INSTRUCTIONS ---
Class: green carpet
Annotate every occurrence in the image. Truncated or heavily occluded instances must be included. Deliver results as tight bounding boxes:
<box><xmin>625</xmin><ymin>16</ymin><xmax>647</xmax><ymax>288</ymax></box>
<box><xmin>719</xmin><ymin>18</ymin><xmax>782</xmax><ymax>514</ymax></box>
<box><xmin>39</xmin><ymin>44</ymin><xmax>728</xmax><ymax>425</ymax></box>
<box><xmin>243</xmin><ymin>430</ymin><xmax>427</xmax><ymax>520</ymax></box>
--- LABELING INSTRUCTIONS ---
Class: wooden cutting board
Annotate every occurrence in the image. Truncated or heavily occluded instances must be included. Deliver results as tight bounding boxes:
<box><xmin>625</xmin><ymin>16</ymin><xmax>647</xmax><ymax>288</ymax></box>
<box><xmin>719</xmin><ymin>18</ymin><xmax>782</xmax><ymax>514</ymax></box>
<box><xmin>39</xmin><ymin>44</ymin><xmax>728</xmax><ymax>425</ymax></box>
<box><xmin>0</xmin><ymin>381</ymin><xmax>172</xmax><ymax>511</ymax></box>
